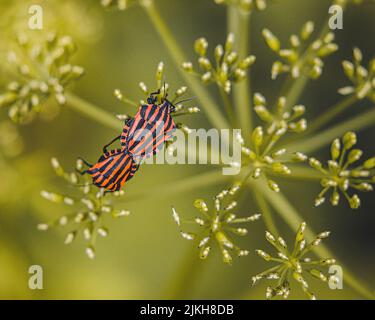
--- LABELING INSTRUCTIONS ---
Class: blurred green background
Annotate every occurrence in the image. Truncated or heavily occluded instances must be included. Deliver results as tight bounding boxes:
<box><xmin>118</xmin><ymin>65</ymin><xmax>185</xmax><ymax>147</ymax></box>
<box><xmin>0</xmin><ymin>0</ymin><xmax>374</xmax><ymax>299</ymax></box>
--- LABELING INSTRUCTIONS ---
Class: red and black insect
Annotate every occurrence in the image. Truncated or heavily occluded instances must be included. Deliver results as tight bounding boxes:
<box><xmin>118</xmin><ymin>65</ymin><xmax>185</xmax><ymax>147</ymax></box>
<box><xmin>78</xmin><ymin>89</ymin><xmax>180</xmax><ymax>192</ymax></box>
<box><xmin>77</xmin><ymin>120</ymin><xmax>139</xmax><ymax>192</ymax></box>
<box><xmin>122</xmin><ymin>89</ymin><xmax>176</xmax><ymax>160</ymax></box>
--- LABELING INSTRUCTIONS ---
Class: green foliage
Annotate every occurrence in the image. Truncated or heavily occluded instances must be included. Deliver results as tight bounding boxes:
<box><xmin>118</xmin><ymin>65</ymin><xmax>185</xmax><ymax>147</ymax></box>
<box><xmin>231</xmin><ymin>93</ymin><xmax>308</xmax><ymax>192</ymax></box>
<box><xmin>310</xmin><ymin>132</ymin><xmax>374</xmax><ymax>209</ymax></box>
<box><xmin>262</xmin><ymin>21</ymin><xmax>338</xmax><ymax>80</ymax></box>
<box><xmin>172</xmin><ymin>183</ymin><xmax>261</xmax><ymax>264</ymax></box>
<box><xmin>38</xmin><ymin>158</ymin><xmax>130</xmax><ymax>258</ymax></box>
<box><xmin>182</xmin><ymin>34</ymin><xmax>256</xmax><ymax>94</ymax></box>
<box><xmin>339</xmin><ymin>47</ymin><xmax>375</xmax><ymax>101</ymax></box>
<box><xmin>0</xmin><ymin>0</ymin><xmax>374</xmax><ymax>300</ymax></box>
<box><xmin>0</xmin><ymin>33</ymin><xmax>83</xmax><ymax>123</ymax></box>
<box><xmin>252</xmin><ymin>222</ymin><xmax>336</xmax><ymax>300</ymax></box>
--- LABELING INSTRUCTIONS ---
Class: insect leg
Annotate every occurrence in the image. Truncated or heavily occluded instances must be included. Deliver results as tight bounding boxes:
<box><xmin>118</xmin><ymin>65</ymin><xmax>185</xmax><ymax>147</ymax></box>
<box><xmin>103</xmin><ymin>135</ymin><xmax>121</xmax><ymax>153</ymax></box>
<box><xmin>77</xmin><ymin>157</ymin><xmax>93</xmax><ymax>167</ymax></box>
<box><xmin>76</xmin><ymin>169</ymin><xmax>90</xmax><ymax>175</ymax></box>
<box><xmin>149</xmin><ymin>89</ymin><xmax>161</xmax><ymax>96</ymax></box>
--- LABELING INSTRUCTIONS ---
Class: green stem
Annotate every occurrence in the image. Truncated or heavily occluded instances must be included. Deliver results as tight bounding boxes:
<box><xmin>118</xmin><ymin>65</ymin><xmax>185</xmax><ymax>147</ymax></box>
<box><xmin>252</xmin><ymin>186</ymin><xmax>279</xmax><ymax>236</ymax></box>
<box><xmin>65</xmin><ymin>92</ymin><xmax>122</xmax><ymax>131</ymax></box>
<box><xmin>227</xmin><ymin>4</ymin><xmax>237</xmax><ymax>35</ymax></box>
<box><xmin>284</xmin><ymin>73</ymin><xmax>309</xmax><ymax>110</ymax></box>
<box><xmin>161</xmin><ymin>169</ymin><xmax>251</xmax><ymax>298</ymax></box>
<box><xmin>124</xmin><ymin>169</ymin><xmax>229</xmax><ymax>202</ymax></box>
<box><xmin>283</xmin><ymin>107</ymin><xmax>375</xmax><ymax>154</ymax></box>
<box><xmin>164</xmin><ymin>244</ymin><xmax>202</xmax><ymax>299</ymax></box>
<box><xmin>269</xmin><ymin>166</ymin><xmax>323</xmax><ymax>181</ymax></box>
<box><xmin>141</xmin><ymin>0</ymin><xmax>230</xmax><ymax>130</ymax></box>
<box><xmin>219</xmin><ymin>86</ymin><xmax>236</xmax><ymax>126</ymax></box>
<box><xmin>255</xmin><ymin>180</ymin><xmax>375</xmax><ymax>300</ymax></box>
<box><xmin>307</xmin><ymin>95</ymin><xmax>358</xmax><ymax>134</ymax></box>
<box><xmin>227</xmin><ymin>5</ymin><xmax>253</xmax><ymax>136</ymax></box>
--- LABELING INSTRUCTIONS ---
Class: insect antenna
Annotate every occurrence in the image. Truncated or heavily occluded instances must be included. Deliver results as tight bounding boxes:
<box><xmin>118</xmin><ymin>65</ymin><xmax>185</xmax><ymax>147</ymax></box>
<box><xmin>173</xmin><ymin>96</ymin><xmax>197</xmax><ymax>105</ymax></box>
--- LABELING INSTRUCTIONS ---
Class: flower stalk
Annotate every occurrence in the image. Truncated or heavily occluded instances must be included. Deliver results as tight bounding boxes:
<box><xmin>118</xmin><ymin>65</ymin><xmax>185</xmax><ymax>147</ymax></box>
<box><xmin>227</xmin><ymin>5</ymin><xmax>253</xmax><ymax>135</ymax></box>
<box><xmin>283</xmin><ymin>107</ymin><xmax>375</xmax><ymax>154</ymax></box>
<box><xmin>306</xmin><ymin>95</ymin><xmax>358</xmax><ymax>135</ymax></box>
<box><xmin>65</xmin><ymin>92</ymin><xmax>122</xmax><ymax>131</ymax></box>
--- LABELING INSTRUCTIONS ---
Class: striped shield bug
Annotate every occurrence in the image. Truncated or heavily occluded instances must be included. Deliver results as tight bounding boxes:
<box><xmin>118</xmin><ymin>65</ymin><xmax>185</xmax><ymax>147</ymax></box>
<box><xmin>77</xmin><ymin>86</ymin><xmax>196</xmax><ymax>192</ymax></box>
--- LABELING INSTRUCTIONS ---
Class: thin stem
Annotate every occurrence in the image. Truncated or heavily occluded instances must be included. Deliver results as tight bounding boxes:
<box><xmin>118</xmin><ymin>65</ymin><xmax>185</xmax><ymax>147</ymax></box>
<box><xmin>307</xmin><ymin>95</ymin><xmax>358</xmax><ymax>134</ymax></box>
<box><xmin>284</xmin><ymin>74</ymin><xmax>309</xmax><ymax>110</ymax></box>
<box><xmin>254</xmin><ymin>180</ymin><xmax>375</xmax><ymax>300</ymax></box>
<box><xmin>228</xmin><ymin>5</ymin><xmax>253</xmax><ymax>136</ymax></box>
<box><xmin>283</xmin><ymin>107</ymin><xmax>375</xmax><ymax>154</ymax></box>
<box><xmin>65</xmin><ymin>92</ymin><xmax>122</xmax><ymax>131</ymax></box>
<box><xmin>164</xmin><ymin>244</ymin><xmax>202</xmax><ymax>299</ymax></box>
<box><xmin>219</xmin><ymin>86</ymin><xmax>236</xmax><ymax>126</ymax></box>
<box><xmin>124</xmin><ymin>169</ymin><xmax>230</xmax><ymax>202</ymax></box>
<box><xmin>227</xmin><ymin>4</ymin><xmax>237</xmax><ymax>37</ymax></box>
<box><xmin>261</xmin><ymin>132</ymin><xmax>278</xmax><ymax>157</ymax></box>
<box><xmin>252</xmin><ymin>185</ymin><xmax>279</xmax><ymax>236</ymax></box>
<box><xmin>141</xmin><ymin>0</ymin><xmax>230</xmax><ymax>130</ymax></box>
<box><xmin>268</xmin><ymin>166</ymin><xmax>323</xmax><ymax>181</ymax></box>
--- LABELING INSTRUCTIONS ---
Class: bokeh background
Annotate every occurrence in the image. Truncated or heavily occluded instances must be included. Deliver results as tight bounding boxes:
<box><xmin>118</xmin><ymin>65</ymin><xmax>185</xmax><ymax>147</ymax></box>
<box><xmin>0</xmin><ymin>0</ymin><xmax>374</xmax><ymax>299</ymax></box>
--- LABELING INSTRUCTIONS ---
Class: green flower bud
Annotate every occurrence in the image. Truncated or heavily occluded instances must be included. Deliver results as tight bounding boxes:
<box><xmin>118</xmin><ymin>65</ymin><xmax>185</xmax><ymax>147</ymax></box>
<box><xmin>295</xmin><ymin>222</ymin><xmax>306</xmax><ymax>242</ymax></box>
<box><xmin>310</xmin><ymin>65</ymin><xmax>322</xmax><ymax>79</ymax></box>
<box><xmin>194</xmin><ymin>37</ymin><xmax>208</xmax><ymax>56</ymax></box>
<box><xmin>309</xmin><ymin>158</ymin><xmax>322</xmax><ymax>170</ymax></box>
<box><xmin>317</xmin><ymin>43</ymin><xmax>338</xmax><ymax>57</ymax></box>
<box><xmin>238</xmin><ymin>55</ymin><xmax>256</xmax><ymax>69</ymax></box>
<box><xmin>353</xmin><ymin>47</ymin><xmax>363</xmax><ymax>62</ymax></box>
<box><xmin>343</xmin><ymin>131</ymin><xmax>357</xmax><ymax>149</ymax></box>
<box><xmin>214</xmin><ymin>44</ymin><xmax>224</xmax><ymax>62</ymax></box>
<box><xmin>262</xmin><ymin>29</ymin><xmax>280</xmax><ymax>52</ymax></box>
<box><xmin>254</xmin><ymin>105</ymin><xmax>273</xmax><ymax>122</ymax></box>
<box><xmin>331</xmin><ymin>138</ymin><xmax>341</xmax><ymax>160</ymax></box>
<box><xmin>349</xmin><ymin>194</ymin><xmax>361</xmax><ymax>209</ymax></box>
<box><xmin>253</xmin><ymin>92</ymin><xmax>266</xmax><ymax>106</ymax></box>
<box><xmin>256</xmin><ymin>249</ymin><xmax>272</xmax><ymax>261</ymax></box>
<box><xmin>200</xmin><ymin>246</ymin><xmax>211</xmax><ymax>259</ymax></box>
<box><xmin>342</xmin><ymin>60</ymin><xmax>355</xmax><ymax>78</ymax></box>
<box><xmin>272</xmin><ymin>162</ymin><xmax>291</xmax><ymax>175</ymax></box>
<box><xmin>309</xmin><ymin>269</ymin><xmax>327</xmax><ymax>282</ymax></box>
<box><xmin>225</xmin><ymin>33</ymin><xmax>235</xmax><ymax>52</ymax></box>
<box><xmin>330</xmin><ymin>191</ymin><xmax>340</xmax><ymax>206</ymax></box>
<box><xmin>290</xmin><ymin>34</ymin><xmax>301</xmax><ymax>47</ymax></box>
<box><xmin>194</xmin><ymin>199</ymin><xmax>208</xmax><ymax>212</ymax></box>
<box><xmin>363</xmin><ymin>157</ymin><xmax>375</xmax><ymax>169</ymax></box>
<box><xmin>271</xmin><ymin>61</ymin><xmax>284</xmax><ymax>80</ymax></box>
<box><xmin>301</xmin><ymin>21</ymin><xmax>314</xmax><ymax>40</ymax></box>
<box><xmin>182</xmin><ymin>61</ymin><xmax>193</xmax><ymax>72</ymax></box>
<box><xmin>267</xmin><ymin>179</ymin><xmax>280</xmax><ymax>192</ymax></box>
<box><xmin>252</xmin><ymin>126</ymin><xmax>264</xmax><ymax>148</ymax></box>
<box><xmin>221</xmin><ymin>248</ymin><xmax>232</xmax><ymax>264</ymax></box>
<box><xmin>347</xmin><ymin>149</ymin><xmax>363</xmax><ymax>164</ymax></box>
<box><xmin>156</xmin><ymin>61</ymin><xmax>164</xmax><ymax>82</ymax></box>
